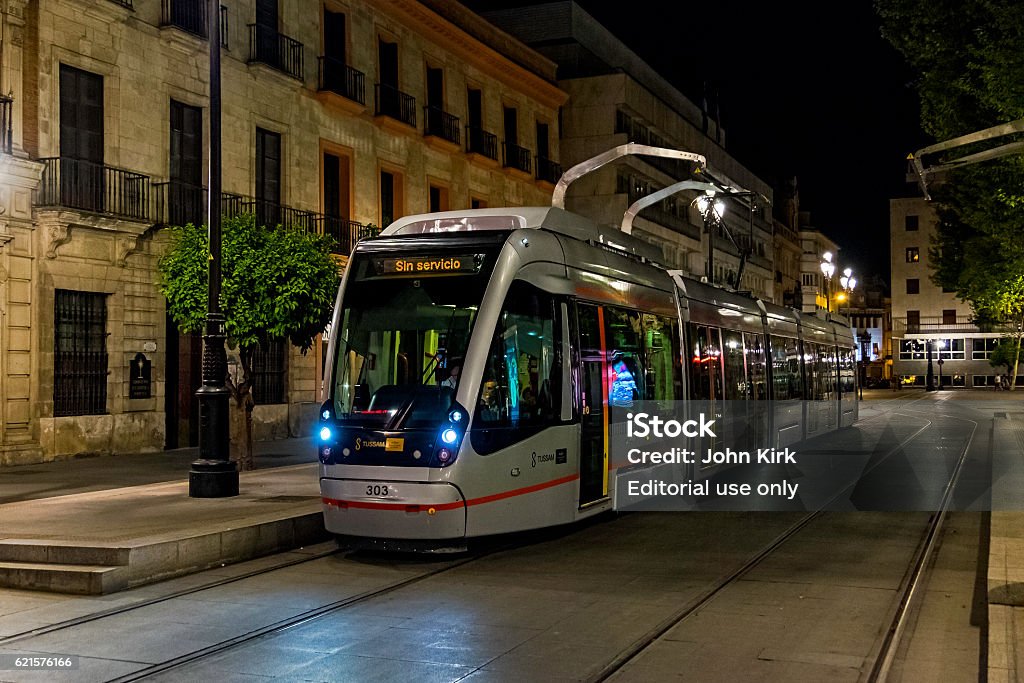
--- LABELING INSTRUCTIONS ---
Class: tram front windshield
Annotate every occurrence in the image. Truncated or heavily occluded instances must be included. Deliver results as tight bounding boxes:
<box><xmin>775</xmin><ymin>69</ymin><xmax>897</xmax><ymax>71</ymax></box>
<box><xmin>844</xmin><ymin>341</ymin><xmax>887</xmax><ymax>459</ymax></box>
<box><xmin>331</xmin><ymin>250</ymin><xmax>493</xmax><ymax>428</ymax></box>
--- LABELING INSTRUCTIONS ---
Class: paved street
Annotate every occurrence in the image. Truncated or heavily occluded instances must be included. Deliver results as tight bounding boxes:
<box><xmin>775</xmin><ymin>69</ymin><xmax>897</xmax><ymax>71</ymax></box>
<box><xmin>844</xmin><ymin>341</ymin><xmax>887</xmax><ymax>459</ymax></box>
<box><xmin>0</xmin><ymin>390</ymin><xmax>1019</xmax><ymax>682</ymax></box>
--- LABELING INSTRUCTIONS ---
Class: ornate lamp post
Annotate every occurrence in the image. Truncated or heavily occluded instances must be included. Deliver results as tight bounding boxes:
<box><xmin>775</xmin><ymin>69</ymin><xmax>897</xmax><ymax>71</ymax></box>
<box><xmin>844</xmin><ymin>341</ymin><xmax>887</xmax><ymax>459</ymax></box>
<box><xmin>936</xmin><ymin>339</ymin><xmax>946</xmax><ymax>390</ymax></box>
<box><xmin>838</xmin><ymin>268</ymin><xmax>857</xmax><ymax>317</ymax></box>
<box><xmin>696</xmin><ymin>192</ymin><xmax>725</xmax><ymax>284</ymax></box>
<box><xmin>190</xmin><ymin>3</ymin><xmax>238</xmax><ymax>497</ymax></box>
<box><xmin>820</xmin><ymin>251</ymin><xmax>835</xmax><ymax>312</ymax></box>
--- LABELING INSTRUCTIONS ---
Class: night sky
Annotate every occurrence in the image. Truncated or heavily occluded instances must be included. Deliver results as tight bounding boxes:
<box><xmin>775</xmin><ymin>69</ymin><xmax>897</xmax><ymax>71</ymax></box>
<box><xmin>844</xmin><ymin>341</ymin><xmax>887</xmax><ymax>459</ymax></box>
<box><xmin>461</xmin><ymin>0</ymin><xmax>933</xmax><ymax>283</ymax></box>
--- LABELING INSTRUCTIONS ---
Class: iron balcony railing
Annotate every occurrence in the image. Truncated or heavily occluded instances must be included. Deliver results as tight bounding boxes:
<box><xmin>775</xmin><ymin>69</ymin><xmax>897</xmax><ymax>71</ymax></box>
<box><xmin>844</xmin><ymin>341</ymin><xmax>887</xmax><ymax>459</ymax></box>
<box><xmin>535</xmin><ymin>156</ymin><xmax>561</xmax><ymax>184</ymax></box>
<box><xmin>374</xmin><ymin>84</ymin><xmax>416</xmax><ymax>127</ymax></box>
<box><xmin>38</xmin><ymin>157</ymin><xmax>150</xmax><ymax>220</ymax></box>
<box><xmin>248</xmin><ymin>24</ymin><xmax>304</xmax><ymax>80</ymax></box>
<box><xmin>317</xmin><ymin>57</ymin><xmax>365</xmax><ymax>104</ymax></box>
<box><xmin>313</xmin><ymin>216</ymin><xmax>378</xmax><ymax>254</ymax></box>
<box><xmin>152</xmin><ymin>180</ymin><xmax>207</xmax><ymax>227</ymax></box>
<box><xmin>893</xmin><ymin>316</ymin><xmax>1013</xmax><ymax>334</ymax></box>
<box><xmin>151</xmin><ymin>184</ymin><xmax>377</xmax><ymax>254</ymax></box>
<box><xmin>466</xmin><ymin>126</ymin><xmax>497</xmax><ymax>159</ymax></box>
<box><xmin>0</xmin><ymin>94</ymin><xmax>12</xmax><ymax>154</ymax></box>
<box><xmin>502</xmin><ymin>142</ymin><xmax>531</xmax><ymax>174</ymax></box>
<box><xmin>423</xmin><ymin>106</ymin><xmax>460</xmax><ymax>145</ymax></box>
<box><xmin>160</xmin><ymin>0</ymin><xmax>228</xmax><ymax>47</ymax></box>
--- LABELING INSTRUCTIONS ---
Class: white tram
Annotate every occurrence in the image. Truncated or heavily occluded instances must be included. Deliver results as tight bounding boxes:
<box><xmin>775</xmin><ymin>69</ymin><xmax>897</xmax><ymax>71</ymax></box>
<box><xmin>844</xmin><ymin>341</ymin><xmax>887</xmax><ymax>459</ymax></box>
<box><xmin>318</xmin><ymin>146</ymin><xmax>858</xmax><ymax>546</ymax></box>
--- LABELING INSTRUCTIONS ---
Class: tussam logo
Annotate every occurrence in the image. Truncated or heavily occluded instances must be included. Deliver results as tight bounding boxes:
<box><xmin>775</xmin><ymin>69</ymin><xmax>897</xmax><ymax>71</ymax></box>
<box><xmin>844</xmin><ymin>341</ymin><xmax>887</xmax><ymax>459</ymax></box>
<box><xmin>355</xmin><ymin>438</ymin><xmax>386</xmax><ymax>451</ymax></box>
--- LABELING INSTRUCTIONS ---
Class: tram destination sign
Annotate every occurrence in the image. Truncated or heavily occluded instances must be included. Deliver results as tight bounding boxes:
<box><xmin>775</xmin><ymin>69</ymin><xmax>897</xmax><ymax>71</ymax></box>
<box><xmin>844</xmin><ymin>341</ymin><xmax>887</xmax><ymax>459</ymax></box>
<box><xmin>374</xmin><ymin>254</ymin><xmax>483</xmax><ymax>277</ymax></box>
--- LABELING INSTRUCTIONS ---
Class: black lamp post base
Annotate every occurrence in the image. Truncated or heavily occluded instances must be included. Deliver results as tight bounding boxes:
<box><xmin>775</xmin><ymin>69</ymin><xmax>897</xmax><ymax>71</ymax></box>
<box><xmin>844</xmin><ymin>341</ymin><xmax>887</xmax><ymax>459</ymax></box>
<box><xmin>189</xmin><ymin>459</ymin><xmax>239</xmax><ymax>497</ymax></box>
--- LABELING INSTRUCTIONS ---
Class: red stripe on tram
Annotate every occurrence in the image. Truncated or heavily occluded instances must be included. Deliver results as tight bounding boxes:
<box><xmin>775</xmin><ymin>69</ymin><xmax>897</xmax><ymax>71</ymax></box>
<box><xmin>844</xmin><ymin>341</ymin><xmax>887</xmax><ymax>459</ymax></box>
<box><xmin>322</xmin><ymin>473</ymin><xmax>580</xmax><ymax>512</ymax></box>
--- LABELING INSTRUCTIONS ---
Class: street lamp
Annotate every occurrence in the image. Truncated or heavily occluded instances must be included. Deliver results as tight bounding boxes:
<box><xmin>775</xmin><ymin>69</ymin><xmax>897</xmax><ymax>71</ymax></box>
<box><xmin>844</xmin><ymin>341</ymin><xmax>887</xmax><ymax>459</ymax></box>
<box><xmin>190</xmin><ymin>3</ymin><xmax>238</xmax><ymax>497</ymax></box>
<box><xmin>838</xmin><ymin>268</ymin><xmax>857</xmax><ymax>316</ymax></box>
<box><xmin>820</xmin><ymin>252</ymin><xmax>835</xmax><ymax>312</ymax></box>
<box><xmin>936</xmin><ymin>339</ymin><xmax>946</xmax><ymax>390</ymax></box>
<box><xmin>696</xmin><ymin>192</ymin><xmax>726</xmax><ymax>284</ymax></box>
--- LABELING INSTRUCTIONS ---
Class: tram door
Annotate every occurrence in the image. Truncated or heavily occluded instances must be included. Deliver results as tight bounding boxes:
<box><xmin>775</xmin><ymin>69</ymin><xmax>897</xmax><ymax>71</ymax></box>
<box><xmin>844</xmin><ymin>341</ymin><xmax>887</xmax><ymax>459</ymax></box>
<box><xmin>578</xmin><ymin>304</ymin><xmax>607</xmax><ymax>506</ymax></box>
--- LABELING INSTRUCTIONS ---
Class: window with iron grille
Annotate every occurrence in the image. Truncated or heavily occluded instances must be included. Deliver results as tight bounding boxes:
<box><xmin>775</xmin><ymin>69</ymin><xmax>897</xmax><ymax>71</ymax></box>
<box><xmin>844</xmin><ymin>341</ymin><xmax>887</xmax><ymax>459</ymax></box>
<box><xmin>251</xmin><ymin>337</ymin><xmax>287</xmax><ymax>404</ymax></box>
<box><xmin>54</xmin><ymin>290</ymin><xmax>108</xmax><ymax>416</ymax></box>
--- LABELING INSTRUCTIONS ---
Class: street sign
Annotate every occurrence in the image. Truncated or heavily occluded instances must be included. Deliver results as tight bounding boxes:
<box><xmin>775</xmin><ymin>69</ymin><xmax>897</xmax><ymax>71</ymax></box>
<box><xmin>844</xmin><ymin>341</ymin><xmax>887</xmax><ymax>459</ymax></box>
<box><xmin>938</xmin><ymin>359</ymin><xmax>945</xmax><ymax>365</ymax></box>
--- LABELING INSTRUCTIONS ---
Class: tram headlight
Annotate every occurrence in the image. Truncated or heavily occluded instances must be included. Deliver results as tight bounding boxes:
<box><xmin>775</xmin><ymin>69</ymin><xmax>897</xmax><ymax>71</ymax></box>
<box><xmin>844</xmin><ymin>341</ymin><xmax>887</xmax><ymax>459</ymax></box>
<box><xmin>438</xmin><ymin>447</ymin><xmax>453</xmax><ymax>463</ymax></box>
<box><xmin>449</xmin><ymin>409</ymin><xmax>463</xmax><ymax>423</ymax></box>
<box><xmin>441</xmin><ymin>427</ymin><xmax>459</xmax><ymax>445</ymax></box>
<box><xmin>319</xmin><ymin>426</ymin><xmax>333</xmax><ymax>442</ymax></box>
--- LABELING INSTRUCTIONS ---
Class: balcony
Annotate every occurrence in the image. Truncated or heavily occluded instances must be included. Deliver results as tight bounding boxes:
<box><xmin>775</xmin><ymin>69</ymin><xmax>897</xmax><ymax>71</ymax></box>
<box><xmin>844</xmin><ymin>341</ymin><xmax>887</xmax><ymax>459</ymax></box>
<box><xmin>160</xmin><ymin>0</ymin><xmax>228</xmax><ymax>46</ymax></box>
<box><xmin>248</xmin><ymin>24</ymin><xmax>304</xmax><ymax>81</ymax></box>
<box><xmin>535</xmin><ymin>156</ymin><xmax>561</xmax><ymax>184</ymax></box>
<box><xmin>893</xmin><ymin>315</ymin><xmax>1014</xmax><ymax>335</ymax></box>
<box><xmin>317</xmin><ymin>57</ymin><xmax>365</xmax><ymax>104</ymax></box>
<box><xmin>466</xmin><ymin>126</ymin><xmax>497</xmax><ymax>160</ymax></box>
<box><xmin>374</xmin><ymin>84</ymin><xmax>416</xmax><ymax>128</ymax></box>
<box><xmin>153</xmin><ymin>180</ymin><xmax>206</xmax><ymax>227</ymax></box>
<box><xmin>423</xmin><ymin>107</ymin><xmax>460</xmax><ymax>145</ymax></box>
<box><xmin>314</xmin><ymin>216</ymin><xmax>379</xmax><ymax>255</ymax></box>
<box><xmin>502</xmin><ymin>142</ymin><xmax>531</xmax><ymax>174</ymax></box>
<box><xmin>0</xmin><ymin>94</ymin><xmax>11</xmax><ymax>154</ymax></box>
<box><xmin>37</xmin><ymin>157</ymin><xmax>151</xmax><ymax>221</ymax></box>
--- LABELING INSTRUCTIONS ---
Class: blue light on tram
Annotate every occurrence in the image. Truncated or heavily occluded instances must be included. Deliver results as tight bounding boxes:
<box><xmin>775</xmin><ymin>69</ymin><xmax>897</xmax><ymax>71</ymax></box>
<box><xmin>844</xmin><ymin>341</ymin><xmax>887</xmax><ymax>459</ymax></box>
<box><xmin>441</xmin><ymin>428</ymin><xmax>459</xmax><ymax>445</ymax></box>
<box><xmin>319</xmin><ymin>426</ymin><xmax>333</xmax><ymax>442</ymax></box>
<box><xmin>449</xmin><ymin>409</ymin><xmax>463</xmax><ymax>423</ymax></box>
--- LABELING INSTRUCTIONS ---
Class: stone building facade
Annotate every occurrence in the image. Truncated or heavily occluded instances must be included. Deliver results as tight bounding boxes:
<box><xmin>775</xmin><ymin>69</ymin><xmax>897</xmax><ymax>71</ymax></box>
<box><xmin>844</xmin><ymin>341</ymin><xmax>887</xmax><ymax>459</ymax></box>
<box><xmin>890</xmin><ymin>197</ymin><xmax>1009</xmax><ymax>388</ymax></box>
<box><xmin>0</xmin><ymin>0</ymin><xmax>565</xmax><ymax>465</ymax></box>
<box><xmin>478</xmin><ymin>1</ymin><xmax>776</xmax><ymax>302</ymax></box>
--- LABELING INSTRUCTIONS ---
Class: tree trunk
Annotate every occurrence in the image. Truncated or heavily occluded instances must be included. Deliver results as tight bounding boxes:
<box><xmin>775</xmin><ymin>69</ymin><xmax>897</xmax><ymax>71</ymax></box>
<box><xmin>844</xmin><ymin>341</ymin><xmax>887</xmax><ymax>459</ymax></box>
<box><xmin>226</xmin><ymin>346</ymin><xmax>257</xmax><ymax>470</ymax></box>
<box><xmin>1012</xmin><ymin>332</ymin><xmax>1022</xmax><ymax>392</ymax></box>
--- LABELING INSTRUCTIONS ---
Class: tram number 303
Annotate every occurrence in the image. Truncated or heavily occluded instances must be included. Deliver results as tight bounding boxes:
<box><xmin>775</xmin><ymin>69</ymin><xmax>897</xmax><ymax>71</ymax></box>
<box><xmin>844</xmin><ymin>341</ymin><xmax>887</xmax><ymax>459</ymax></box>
<box><xmin>366</xmin><ymin>485</ymin><xmax>391</xmax><ymax>497</ymax></box>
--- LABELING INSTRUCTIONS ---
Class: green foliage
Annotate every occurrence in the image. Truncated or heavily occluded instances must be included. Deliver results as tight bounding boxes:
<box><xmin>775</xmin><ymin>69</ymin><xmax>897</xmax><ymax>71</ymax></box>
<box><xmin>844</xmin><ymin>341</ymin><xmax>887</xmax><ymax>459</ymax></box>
<box><xmin>158</xmin><ymin>214</ymin><xmax>341</xmax><ymax>354</ymax></box>
<box><xmin>990</xmin><ymin>337</ymin><xmax>1022</xmax><ymax>372</ymax></box>
<box><xmin>877</xmin><ymin>0</ymin><xmax>1024</xmax><ymax>321</ymax></box>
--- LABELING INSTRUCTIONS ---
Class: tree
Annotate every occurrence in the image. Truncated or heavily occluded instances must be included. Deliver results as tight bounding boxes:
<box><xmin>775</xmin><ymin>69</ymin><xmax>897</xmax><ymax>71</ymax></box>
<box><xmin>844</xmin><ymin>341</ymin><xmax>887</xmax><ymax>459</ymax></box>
<box><xmin>877</xmin><ymin>0</ymin><xmax>1024</xmax><ymax>387</ymax></box>
<box><xmin>990</xmin><ymin>337</ymin><xmax>1022</xmax><ymax>381</ymax></box>
<box><xmin>159</xmin><ymin>214</ymin><xmax>341</xmax><ymax>468</ymax></box>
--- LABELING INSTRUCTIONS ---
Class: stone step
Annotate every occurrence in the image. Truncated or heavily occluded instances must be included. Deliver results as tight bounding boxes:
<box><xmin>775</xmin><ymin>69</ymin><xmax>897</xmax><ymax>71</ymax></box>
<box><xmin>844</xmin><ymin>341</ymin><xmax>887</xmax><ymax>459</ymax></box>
<box><xmin>0</xmin><ymin>560</ymin><xmax>128</xmax><ymax>595</ymax></box>
<box><xmin>0</xmin><ymin>541</ymin><xmax>128</xmax><ymax>567</ymax></box>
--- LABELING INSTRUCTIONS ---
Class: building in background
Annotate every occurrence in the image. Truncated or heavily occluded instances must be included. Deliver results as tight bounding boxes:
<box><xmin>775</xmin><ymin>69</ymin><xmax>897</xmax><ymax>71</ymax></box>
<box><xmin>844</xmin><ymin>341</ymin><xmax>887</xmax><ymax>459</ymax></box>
<box><xmin>478</xmin><ymin>1</ymin><xmax>776</xmax><ymax>301</ymax></box>
<box><xmin>0</xmin><ymin>0</ymin><xmax>565</xmax><ymax>465</ymax></box>
<box><xmin>796</xmin><ymin>213</ymin><xmax>840</xmax><ymax>314</ymax></box>
<box><xmin>890</xmin><ymin>197</ymin><xmax>1010</xmax><ymax>387</ymax></box>
<box><xmin>840</xmin><ymin>275</ymin><xmax>892</xmax><ymax>383</ymax></box>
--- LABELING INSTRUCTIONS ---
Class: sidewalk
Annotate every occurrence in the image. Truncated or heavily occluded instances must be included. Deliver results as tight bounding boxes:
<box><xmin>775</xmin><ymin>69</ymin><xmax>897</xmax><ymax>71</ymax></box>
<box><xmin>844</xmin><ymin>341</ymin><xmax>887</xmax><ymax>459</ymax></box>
<box><xmin>0</xmin><ymin>437</ymin><xmax>327</xmax><ymax>594</ymax></box>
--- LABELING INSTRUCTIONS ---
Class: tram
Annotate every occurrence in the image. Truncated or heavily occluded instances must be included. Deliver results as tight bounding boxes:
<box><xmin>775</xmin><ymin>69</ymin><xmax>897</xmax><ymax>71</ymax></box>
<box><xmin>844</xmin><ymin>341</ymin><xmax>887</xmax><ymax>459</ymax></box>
<box><xmin>318</xmin><ymin>146</ymin><xmax>858</xmax><ymax>546</ymax></box>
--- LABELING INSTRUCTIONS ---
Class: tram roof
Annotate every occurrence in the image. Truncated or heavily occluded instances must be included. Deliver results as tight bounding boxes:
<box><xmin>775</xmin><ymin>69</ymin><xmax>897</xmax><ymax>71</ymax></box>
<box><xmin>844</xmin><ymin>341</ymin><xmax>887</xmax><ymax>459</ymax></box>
<box><xmin>382</xmin><ymin>206</ymin><xmax>663</xmax><ymax>262</ymax></box>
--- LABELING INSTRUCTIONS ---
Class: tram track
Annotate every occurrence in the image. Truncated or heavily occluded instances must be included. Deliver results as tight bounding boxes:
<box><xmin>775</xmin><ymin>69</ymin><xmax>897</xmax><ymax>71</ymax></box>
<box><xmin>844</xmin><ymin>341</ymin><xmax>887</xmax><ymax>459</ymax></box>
<box><xmin>863</xmin><ymin>404</ymin><xmax>979</xmax><ymax>683</ymax></box>
<box><xmin>0</xmin><ymin>394</ymin><xmax>948</xmax><ymax>682</ymax></box>
<box><xmin>0</xmin><ymin>531</ymin><xmax>519</xmax><ymax>682</ymax></box>
<box><xmin>586</xmin><ymin>402</ymin><xmax>950</xmax><ymax>683</ymax></box>
<box><xmin>0</xmin><ymin>544</ymin><xmax>344</xmax><ymax>648</ymax></box>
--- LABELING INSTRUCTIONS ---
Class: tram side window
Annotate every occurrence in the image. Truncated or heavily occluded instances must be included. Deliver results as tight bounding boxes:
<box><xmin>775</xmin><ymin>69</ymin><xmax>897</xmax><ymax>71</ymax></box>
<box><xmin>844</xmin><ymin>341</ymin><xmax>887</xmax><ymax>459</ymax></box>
<box><xmin>641</xmin><ymin>314</ymin><xmax>682</xmax><ymax>401</ymax></box>
<box><xmin>770</xmin><ymin>335</ymin><xmax>803</xmax><ymax>400</ymax></box>
<box><xmin>688</xmin><ymin>324</ymin><xmax>723</xmax><ymax>401</ymax></box>
<box><xmin>476</xmin><ymin>281</ymin><xmax>561</xmax><ymax>428</ymax></box>
<box><xmin>804</xmin><ymin>343</ymin><xmax>820</xmax><ymax>400</ymax></box>
<box><xmin>815</xmin><ymin>343</ymin><xmax>836</xmax><ymax>398</ymax></box>
<box><xmin>745</xmin><ymin>332</ymin><xmax>768</xmax><ymax>400</ymax></box>
<box><xmin>839</xmin><ymin>348</ymin><xmax>856</xmax><ymax>395</ymax></box>
<box><xmin>722</xmin><ymin>329</ymin><xmax>747</xmax><ymax>399</ymax></box>
<box><xmin>604</xmin><ymin>308</ymin><xmax>644</xmax><ymax>406</ymax></box>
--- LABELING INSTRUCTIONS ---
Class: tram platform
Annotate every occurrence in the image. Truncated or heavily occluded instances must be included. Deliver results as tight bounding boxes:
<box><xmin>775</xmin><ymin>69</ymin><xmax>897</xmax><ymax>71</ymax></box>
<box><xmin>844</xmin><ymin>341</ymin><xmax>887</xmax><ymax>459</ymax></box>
<box><xmin>0</xmin><ymin>437</ymin><xmax>325</xmax><ymax>595</ymax></box>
